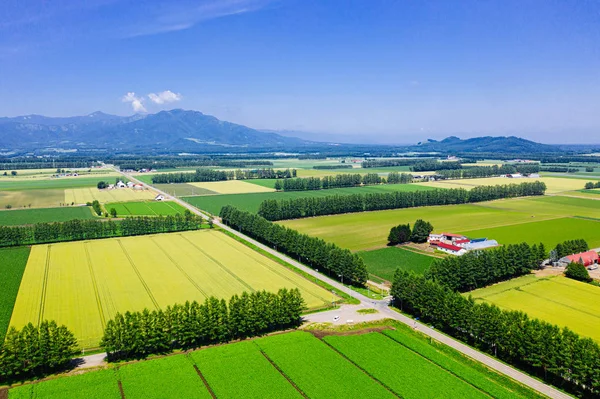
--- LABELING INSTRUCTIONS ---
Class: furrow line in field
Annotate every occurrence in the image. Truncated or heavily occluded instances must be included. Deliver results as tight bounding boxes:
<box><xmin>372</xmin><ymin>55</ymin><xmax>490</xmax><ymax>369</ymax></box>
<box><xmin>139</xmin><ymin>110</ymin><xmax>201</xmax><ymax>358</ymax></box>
<box><xmin>38</xmin><ymin>245</ymin><xmax>51</xmax><ymax>326</ymax></box>
<box><xmin>150</xmin><ymin>237</ymin><xmax>209</xmax><ymax>299</ymax></box>
<box><xmin>513</xmin><ymin>288</ymin><xmax>600</xmax><ymax>319</ymax></box>
<box><xmin>192</xmin><ymin>364</ymin><xmax>217</xmax><ymax>399</ymax></box>
<box><xmin>317</xmin><ymin>337</ymin><xmax>401</xmax><ymax>398</ymax></box>
<box><xmin>256</xmin><ymin>348</ymin><xmax>309</xmax><ymax>399</ymax></box>
<box><xmin>116</xmin><ymin>240</ymin><xmax>160</xmax><ymax>310</ymax></box>
<box><xmin>84</xmin><ymin>242</ymin><xmax>106</xmax><ymax>328</ymax></box>
<box><xmin>179</xmin><ymin>234</ymin><xmax>256</xmax><ymax>292</ymax></box>
<box><xmin>380</xmin><ymin>332</ymin><xmax>496</xmax><ymax>398</ymax></box>
<box><xmin>212</xmin><ymin>232</ymin><xmax>331</xmax><ymax>305</ymax></box>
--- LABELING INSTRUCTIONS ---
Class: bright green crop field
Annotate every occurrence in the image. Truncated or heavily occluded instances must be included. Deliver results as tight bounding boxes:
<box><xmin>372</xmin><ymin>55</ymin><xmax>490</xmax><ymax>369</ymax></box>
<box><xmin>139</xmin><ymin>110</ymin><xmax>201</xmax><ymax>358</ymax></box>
<box><xmin>0</xmin><ymin>176</ymin><xmax>103</xmax><ymax>191</ymax></box>
<box><xmin>183</xmin><ymin>183</ymin><xmax>435</xmax><ymax>215</ymax></box>
<box><xmin>105</xmin><ymin>200</ymin><xmax>186</xmax><ymax>216</ymax></box>
<box><xmin>358</xmin><ymin>247</ymin><xmax>436</xmax><ymax>282</ymax></box>
<box><xmin>0</xmin><ymin>247</ymin><xmax>30</xmax><ymax>341</ymax></box>
<box><xmin>469</xmin><ymin>275</ymin><xmax>600</xmax><ymax>342</ymax></box>
<box><xmin>0</xmin><ymin>206</ymin><xmax>94</xmax><ymax>226</ymax></box>
<box><xmin>8</xmin><ymin>324</ymin><xmax>543</xmax><ymax>398</ymax></box>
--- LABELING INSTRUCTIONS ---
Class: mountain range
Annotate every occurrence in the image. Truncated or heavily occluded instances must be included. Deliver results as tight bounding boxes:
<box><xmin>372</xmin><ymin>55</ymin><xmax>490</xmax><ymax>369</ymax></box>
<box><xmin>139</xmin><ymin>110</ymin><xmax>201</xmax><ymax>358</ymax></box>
<box><xmin>0</xmin><ymin>109</ymin><xmax>560</xmax><ymax>154</ymax></box>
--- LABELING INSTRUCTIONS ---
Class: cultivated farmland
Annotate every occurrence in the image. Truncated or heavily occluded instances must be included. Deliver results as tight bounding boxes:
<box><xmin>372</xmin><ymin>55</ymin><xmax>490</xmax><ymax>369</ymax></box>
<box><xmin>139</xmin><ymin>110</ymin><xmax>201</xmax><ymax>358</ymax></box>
<box><xmin>6</xmin><ymin>325</ymin><xmax>543</xmax><ymax>399</ymax></box>
<box><xmin>105</xmin><ymin>201</ymin><xmax>185</xmax><ymax>216</ymax></box>
<box><xmin>184</xmin><ymin>183</ymin><xmax>435</xmax><ymax>215</ymax></box>
<box><xmin>9</xmin><ymin>230</ymin><xmax>334</xmax><ymax>348</ymax></box>
<box><xmin>188</xmin><ymin>180</ymin><xmax>276</xmax><ymax>194</ymax></box>
<box><xmin>416</xmin><ymin>176</ymin><xmax>585</xmax><ymax>194</ymax></box>
<box><xmin>0</xmin><ymin>247</ymin><xmax>30</xmax><ymax>340</ymax></box>
<box><xmin>0</xmin><ymin>206</ymin><xmax>94</xmax><ymax>226</ymax></box>
<box><xmin>358</xmin><ymin>247</ymin><xmax>436</xmax><ymax>282</ymax></box>
<box><xmin>65</xmin><ymin>187</ymin><xmax>156</xmax><ymax>204</ymax></box>
<box><xmin>469</xmin><ymin>275</ymin><xmax>600</xmax><ymax>342</ymax></box>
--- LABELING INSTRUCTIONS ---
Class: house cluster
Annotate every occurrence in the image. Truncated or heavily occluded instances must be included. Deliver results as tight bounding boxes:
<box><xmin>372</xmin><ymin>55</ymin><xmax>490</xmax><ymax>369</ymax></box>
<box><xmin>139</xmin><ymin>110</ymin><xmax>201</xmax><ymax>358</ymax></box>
<box><xmin>556</xmin><ymin>250</ymin><xmax>599</xmax><ymax>271</ymax></box>
<box><xmin>52</xmin><ymin>172</ymin><xmax>79</xmax><ymax>178</ymax></box>
<box><xmin>427</xmin><ymin>233</ymin><xmax>499</xmax><ymax>256</ymax></box>
<box><xmin>503</xmin><ymin>173</ymin><xmax>540</xmax><ymax>178</ymax></box>
<box><xmin>107</xmin><ymin>180</ymin><xmax>145</xmax><ymax>190</ymax></box>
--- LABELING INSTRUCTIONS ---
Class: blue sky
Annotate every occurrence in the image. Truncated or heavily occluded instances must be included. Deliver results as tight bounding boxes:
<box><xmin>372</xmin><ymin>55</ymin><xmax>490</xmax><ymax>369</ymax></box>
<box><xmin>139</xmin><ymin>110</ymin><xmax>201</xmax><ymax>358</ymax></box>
<box><xmin>0</xmin><ymin>0</ymin><xmax>599</xmax><ymax>143</ymax></box>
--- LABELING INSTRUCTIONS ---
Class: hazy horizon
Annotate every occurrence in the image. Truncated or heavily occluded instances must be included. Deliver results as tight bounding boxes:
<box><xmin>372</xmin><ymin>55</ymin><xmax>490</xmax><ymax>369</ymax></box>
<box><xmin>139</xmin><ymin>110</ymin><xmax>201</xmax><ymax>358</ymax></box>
<box><xmin>1</xmin><ymin>0</ymin><xmax>599</xmax><ymax>144</ymax></box>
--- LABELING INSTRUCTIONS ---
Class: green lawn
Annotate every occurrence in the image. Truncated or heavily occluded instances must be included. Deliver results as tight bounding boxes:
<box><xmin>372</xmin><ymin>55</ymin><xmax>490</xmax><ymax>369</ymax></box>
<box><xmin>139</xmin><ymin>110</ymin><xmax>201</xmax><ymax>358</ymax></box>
<box><xmin>0</xmin><ymin>206</ymin><xmax>94</xmax><ymax>226</ymax></box>
<box><xmin>469</xmin><ymin>275</ymin><xmax>600</xmax><ymax>342</ymax></box>
<box><xmin>0</xmin><ymin>247</ymin><xmax>30</xmax><ymax>341</ymax></box>
<box><xmin>105</xmin><ymin>201</ymin><xmax>186</xmax><ymax>216</ymax></box>
<box><xmin>183</xmin><ymin>183</ymin><xmax>435</xmax><ymax>216</ymax></box>
<box><xmin>7</xmin><ymin>323</ymin><xmax>543</xmax><ymax>398</ymax></box>
<box><xmin>458</xmin><ymin>217</ymin><xmax>600</xmax><ymax>248</ymax></box>
<box><xmin>358</xmin><ymin>247</ymin><xmax>436</xmax><ymax>281</ymax></box>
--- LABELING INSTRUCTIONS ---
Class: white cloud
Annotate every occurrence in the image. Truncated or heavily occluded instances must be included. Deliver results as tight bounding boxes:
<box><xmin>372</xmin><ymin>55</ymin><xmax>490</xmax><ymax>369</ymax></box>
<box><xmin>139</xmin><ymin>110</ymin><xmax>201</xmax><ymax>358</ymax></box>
<box><xmin>148</xmin><ymin>90</ymin><xmax>182</xmax><ymax>104</ymax></box>
<box><xmin>122</xmin><ymin>92</ymin><xmax>147</xmax><ymax>113</ymax></box>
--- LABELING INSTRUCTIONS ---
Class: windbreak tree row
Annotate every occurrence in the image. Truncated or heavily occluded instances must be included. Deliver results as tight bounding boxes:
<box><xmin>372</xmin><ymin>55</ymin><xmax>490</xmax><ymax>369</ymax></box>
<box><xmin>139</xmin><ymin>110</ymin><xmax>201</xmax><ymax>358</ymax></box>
<box><xmin>101</xmin><ymin>289</ymin><xmax>305</xmax><ymax>361</ymax></box>
<box><xmin>437</xmin><ymin>164</ymin><xmax>540</xmax><ymax>179</ymax></box>
<box><xmin>426</xmin><ymin>242</ymin><xmax>547</xmax><ymax>292</ymax></box>
<box><xmin>276</xmin><ymin>172</ymin><xmax>396</xmax><ymax>191</ymax></box>
<box><xmin>258</xmin><ymin>181</ymin><xmax>547</xmax><ymax>221</ymax></box>
<box><xmin>220</xmin><ymin>206</ymin><xmax>368</xmax><ymax>285</ymax></box>
<box><xmin>391</xmin><ymin>271</ymin><xmax>600</xmax><ymax>397</ymax></box>
<box><xmin>553</xmin><ymin>239</ymin><xmax>589</xmax><ymax>259</ymax></box>
<box><xmin>116</xmin><ymin>159</ymin><xmax>272</xmax><ymax>170</ymax></box>
<box><xmin>0</xmin><ymin>213</ymin><xmax>204</xmax><ymax>247</ymax></box>
<box><xmin>151</xmin><ymin>168</ymin><xmax>296</xmax><ymax>184</ymax></box>
<box><xmin>0</xmin><ymin>321</ymin><xmax>78</xmax><ymax>383</ymax></box>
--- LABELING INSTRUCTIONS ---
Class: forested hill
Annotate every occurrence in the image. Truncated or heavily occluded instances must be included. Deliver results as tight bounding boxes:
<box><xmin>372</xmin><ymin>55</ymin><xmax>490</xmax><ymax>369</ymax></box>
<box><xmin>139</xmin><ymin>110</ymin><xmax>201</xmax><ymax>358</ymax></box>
<box><xmin>412</xmin><ymin>136</ymin><xmax>560</xmax><ymax>153</ymax></box>
<box><xmin>0</xmin><ymin>109</ymin><xmax>307</xmax><ymax>151</ymax></box>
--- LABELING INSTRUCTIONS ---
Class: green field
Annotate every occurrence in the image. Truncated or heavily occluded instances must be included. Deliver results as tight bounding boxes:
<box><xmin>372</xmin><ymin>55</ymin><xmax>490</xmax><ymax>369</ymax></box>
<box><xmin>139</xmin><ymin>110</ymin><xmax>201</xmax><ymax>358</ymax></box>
<box><xmin>7</xmin><ymin>325</ymin><xmax>542</xmax><ymax>399</ymax></box>
<box><xmin>0</xmin><ymin>176</ymin><xmax>104</xmax><ymax>191</ymax></box>
<box><xmin>481</xmin><ymin>195</ymin><xmax>600</xmax><ymax>219</ymax></box>
<box><xmin>458</xmin><ymin>217</ymin><xmax>600</xmax><ymax>248</ymax></box>
<box><xmin>469</xmin><ymin>275</ymin><xmax>600</xmax><ymax>342</ymax></box>
<box><xmin>0</xmin><ymin>189</ymin><xmax>65</xmax><ymax>209</ymax></box>
<box><xmin>153</xmin><ymin>183</ymin><xmax>217</xmax><ymax>196</ymax></box>
<box><xmin>0</xmin><ymin>247</ymin><xmax>30</xmax><ymax>341</ymax></box>
<box><xmin>9</xmin><ymin>230</ymin><xmax>335</xmax><ymax>348</ymax></box>
<box><xmin>183</xmin><ymin>183</ymin><xmax>435</xmax><ymax>215</ymax></box>
<box><xmin>0</xmin><ymin>206</ymin><xmax>94</xmax><ymax>226</ymax></box>
<box><xmin>105</xmin><ymin>201</ymin><xmax>186</xmax><ymax>216</ymax></box>
<box><xmin>358</xmin><ymin>247</ymin><xmax>436</xmax><ymax>281</ymax></box>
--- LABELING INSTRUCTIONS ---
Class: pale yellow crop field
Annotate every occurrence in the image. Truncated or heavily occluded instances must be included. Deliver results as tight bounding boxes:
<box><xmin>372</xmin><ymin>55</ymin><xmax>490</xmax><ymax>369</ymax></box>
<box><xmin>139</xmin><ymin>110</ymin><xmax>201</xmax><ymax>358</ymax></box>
<box><xmin>65</xmin><ymin>187</ymin><xmax>156</xmax><ymax>204</ymax></box>
<box><xmin>10</xmin><ymin>230</ymin><xmax>335</xmax><ymax>348</ymax></box>
<box><xmin>189</xmin><ymin>180</ymin><xmax>275</xmax><ymax>194</ymax></box>
<box><xmin>415</xmin><ymin>176</ymin><xmax>583</xmax><ymax>194</ymax></box>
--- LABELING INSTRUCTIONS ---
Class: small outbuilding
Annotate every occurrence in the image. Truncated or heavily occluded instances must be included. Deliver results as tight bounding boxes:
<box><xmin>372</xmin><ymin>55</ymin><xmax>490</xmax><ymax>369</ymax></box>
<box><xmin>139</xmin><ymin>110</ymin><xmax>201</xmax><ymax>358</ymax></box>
<box><xmin>155</xmin><ymin>194</ymin><xmax>165</xmax><ymax>201</ymax></box>
<box><xmin>437</xmin><ymin>242</ymin><xmax>467</xmax><ymax>256</ymax></box>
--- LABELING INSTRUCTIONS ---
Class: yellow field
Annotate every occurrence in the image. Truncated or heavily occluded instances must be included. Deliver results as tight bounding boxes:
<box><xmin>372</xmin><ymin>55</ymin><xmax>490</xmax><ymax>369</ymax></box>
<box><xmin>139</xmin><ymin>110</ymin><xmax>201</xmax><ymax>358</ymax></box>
<box><xmin>9</xmin><ymin>230</ymin><xmax>335</xmax><ymax>348</ymax></box>
<box><xmin>0</xmin><ymin>189</ymin><xmax>65</xmax><ymax>208</ymax></box>
<box><xmin>189</xmin><ymin>180</ymin><xmax>275</xmax><ymax>194</ymax></box>
<box><xmin>416</xmin><ymin>176</ymin><xmax>584</xmax><ymax>194</ymax></box>
<box><xmin>65</xmin><ymin>188</ymin><xmax>156</xmax><ymax>204</ymax></box>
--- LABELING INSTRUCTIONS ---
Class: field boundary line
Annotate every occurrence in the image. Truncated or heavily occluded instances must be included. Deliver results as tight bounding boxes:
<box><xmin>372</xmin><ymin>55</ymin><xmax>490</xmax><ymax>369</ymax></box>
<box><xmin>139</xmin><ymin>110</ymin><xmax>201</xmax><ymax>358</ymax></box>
<box><xmin>211</xmin><ymin>232</ymin><xmax>331</xmax><ymax>304</ymax></box>
<box><xmin>179</xmin><ymin>233</ymin><xmax>255</xmax><ymax>292</ymax></box>
<box><xmin>150</xmin><ymin>237</ymin><xmax>209</xmax><ymax>299</ymax></box>
<box><xmin>471</xmin><ymin>276</ymin><xmax>549</xmax><ymax>299</ymax></box>
<box><xmin>192</xmin><ymin>364</ymin><xmax>217</xmax><ymax>399</ymax></box>
<box><xmin>164</xmin><ymin>201</ymin><xmax>181</xmax><ymax>214</ymax></box>
<box><xmin>84</xmin><ymin>242</ymin><xmax>106</xmax><ymax>328</ymax></box>
<box><xmin>380</xmin><ymin>332</ymin><xmax>499</xmax><ymax>398</ymax></box>
<box><xmin>256</xmin><ymin>347</ymin><xmax>309</xmax><ymax>399</ymax></box>
<box><xmin>514</xmin><ymin>287</ymin><xmax>600</xmax><ymax>320</ymax></box>
<box><xmin>318</xmin><ymin>337</ymin><xmax>401</xmax><ymax>398</ymax></box>
<box><xmin>38</xmin><ymin>245</ymin><xmax>51</xmax><ymax>326</ymax></box>
<box><xmin>146</xmin><ymin>202</ymin><xmax>159</xmax><ymax>216</ymax></box>
<box><xmin>116</xmin><ymin>240</ymin><xmax>160</xmax><ymax>310</ymax></box>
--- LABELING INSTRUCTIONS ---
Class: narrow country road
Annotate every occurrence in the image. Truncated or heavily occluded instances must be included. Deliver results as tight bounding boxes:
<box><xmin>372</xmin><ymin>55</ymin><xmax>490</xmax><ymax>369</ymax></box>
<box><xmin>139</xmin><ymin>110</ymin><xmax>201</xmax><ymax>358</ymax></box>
<box><xmin>112</xmin><ymin>168</ymin><xmax>572</xmax><ymax>399</ymax></box>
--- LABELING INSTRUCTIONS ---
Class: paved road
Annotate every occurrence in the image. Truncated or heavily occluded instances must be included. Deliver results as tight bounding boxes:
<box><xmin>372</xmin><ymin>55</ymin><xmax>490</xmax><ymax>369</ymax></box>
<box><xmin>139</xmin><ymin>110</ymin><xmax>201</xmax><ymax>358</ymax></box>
<box><xmin>114</xmin><ymin>169</ymin><xmax>572</xmax><ymax>399</ymax></box>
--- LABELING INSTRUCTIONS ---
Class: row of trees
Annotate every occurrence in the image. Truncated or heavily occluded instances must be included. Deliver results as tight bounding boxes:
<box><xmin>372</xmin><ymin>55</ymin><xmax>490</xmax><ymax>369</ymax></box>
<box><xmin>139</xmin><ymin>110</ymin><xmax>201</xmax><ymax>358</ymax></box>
<box><xmin>554</xmin><ymin>239</ymin><xmax>589</xmax><ymax>258</ymax></box>
<box><xmin>391</xmin><ymin>271</ymin><xmax>600</xmax><ymax>396</ymax></box>
<box><xmin>275</xmin><ymin>173</ymin><xmax>385</xmax><ymax>191</ymax></box>
<box><xmin>411</xmin><ymin>160</ymin><xmax>462</xmax><ymax>172</ymax></box>
<box><xmin>116</xmin><ymin>159</ymin><xmax>272</xmax><ymax>170</ymax></box>
<box><xmin>220</xmin><ymin>206</ymin><xmax>368</xmax><ymax>285</ymax></box>
<box><xmin>540</xmin><ymin>166</ymin><xmax>579</xmax><ymax>173</ymax></box>
<box><xmin>362</xmin><ymin>159</ymin><xmax>424</xmax><ymax>168</ymax></box>
<box><xmin>584</xmin><ymin>181</ymin><xmax>600</xmax><ymax>190</ymax></box>
<box><xmin>387</xmin><ymin>220</ymin><xmax>433</xmax><ymax>246</ymax></box>
<box><xmin>0</xmin><ymin>321</ymin><xmax>78</xmax><ymax>382</ymax></box>
<box><xmin>258</xmin><ymin>182</ymin><xmax>547</xmax><ymax>221</ymax></box>
<box><xmin>151</xmin><ymin>168</ymin><xmax>296</xmax><ymax>184</ymax></box>
<box><xmin>312</xmin><ymin>165</ymin><xmax>353</xmax><ymax>170</ymax></box>
<box><xmin>0</xmin><ymin>214</ymin><xmax>204</xmax><ymax>247</ymax></box>
<box><xmin>101</xmin><ymin>289</ymin><xmax>305</xmax><ymax>361</ymax></box>
<box><xmin>386</xmin><ymin>172</ymin><xmax>414</xmax><ymax>184</ymax></box>
<box><xmin>425</xmin><ymin>242</ymin><xmax>547</xmax><ymax>292</ymax></box>
<box><xmin>437</xmin><ymin>164</ymin><xmax>540</xmax><ymax>179</ymax></box>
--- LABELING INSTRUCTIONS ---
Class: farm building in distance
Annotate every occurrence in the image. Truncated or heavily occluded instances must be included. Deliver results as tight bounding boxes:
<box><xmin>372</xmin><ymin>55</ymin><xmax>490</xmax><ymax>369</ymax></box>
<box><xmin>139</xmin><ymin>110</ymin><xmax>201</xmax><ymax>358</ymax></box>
<box><xmin>557</xmin><ymin>251</ymin><xmax>599</xmax><ymax>268</ymax></box>
<box><xmin>428</xmin><ymin>233</ymin><xmax>498</xmax><ymax>256</ymax></box>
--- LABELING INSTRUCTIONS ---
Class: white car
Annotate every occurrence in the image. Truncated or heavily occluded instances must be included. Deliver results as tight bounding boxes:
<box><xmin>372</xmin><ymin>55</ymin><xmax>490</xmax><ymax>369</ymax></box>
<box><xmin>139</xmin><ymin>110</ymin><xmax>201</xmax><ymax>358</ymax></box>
<box><xmin>587</xmin><ymin>265</ymin><xmax>598</xmax><ymax>271</ymax></box>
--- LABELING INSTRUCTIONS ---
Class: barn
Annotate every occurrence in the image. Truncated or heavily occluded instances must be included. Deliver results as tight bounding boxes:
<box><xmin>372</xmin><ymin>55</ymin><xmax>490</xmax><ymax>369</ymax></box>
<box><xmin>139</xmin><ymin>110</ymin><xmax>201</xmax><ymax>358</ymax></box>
<box><xmin>558</xmin><ymin>251</ymin><xmax>599</xmax><ymax>267</ymax></box>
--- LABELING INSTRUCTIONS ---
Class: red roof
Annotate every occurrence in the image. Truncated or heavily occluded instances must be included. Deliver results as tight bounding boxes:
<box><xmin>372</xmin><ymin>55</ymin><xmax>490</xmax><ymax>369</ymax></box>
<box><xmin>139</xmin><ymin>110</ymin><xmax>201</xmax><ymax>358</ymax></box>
<box><xmin>442</xmin><ymin>233</ymin><xmax>464</xmax><ymax>238</ymax></box>
<box><xmin>438</xmin><ymin>242</ymin><xmax>463</xmax><ymax>252</ymax></box>
<box><xmin>455</xmin><ymin>239</ymin><xmax>471</xmax><ymax>244</ymax></box>
<box><xmin>565</xmin><ymin>251</ymin><xmax>599</xmax><ymax>266</ymax></box>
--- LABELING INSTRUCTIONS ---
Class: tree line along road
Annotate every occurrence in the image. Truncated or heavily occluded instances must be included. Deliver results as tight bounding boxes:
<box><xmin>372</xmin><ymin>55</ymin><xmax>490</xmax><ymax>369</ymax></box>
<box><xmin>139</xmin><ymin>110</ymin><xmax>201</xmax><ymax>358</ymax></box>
<box><xmin>117</xmin><ymin>168</ymin><xmax>573</xmax><ymax>399</ymax></box>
